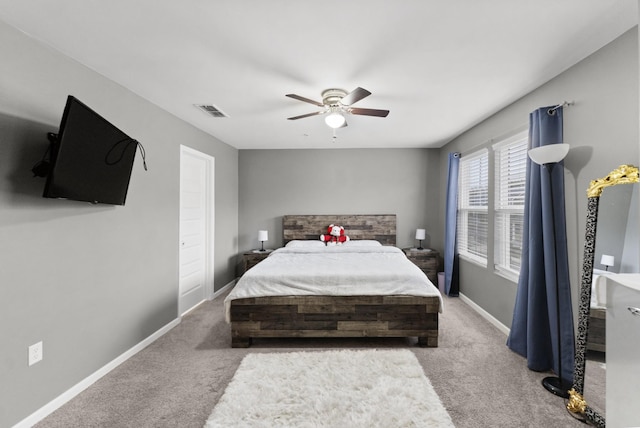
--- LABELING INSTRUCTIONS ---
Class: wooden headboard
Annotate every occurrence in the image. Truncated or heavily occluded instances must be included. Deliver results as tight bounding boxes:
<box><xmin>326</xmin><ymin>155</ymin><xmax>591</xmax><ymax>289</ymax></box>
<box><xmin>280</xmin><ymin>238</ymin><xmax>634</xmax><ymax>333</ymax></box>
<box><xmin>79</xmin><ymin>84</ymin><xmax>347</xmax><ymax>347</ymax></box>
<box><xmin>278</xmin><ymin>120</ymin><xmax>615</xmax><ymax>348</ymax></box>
<box><xmin>282</xmin><ymin>214</ymin><xmax>396</xmax><ymax>245</ymax></box>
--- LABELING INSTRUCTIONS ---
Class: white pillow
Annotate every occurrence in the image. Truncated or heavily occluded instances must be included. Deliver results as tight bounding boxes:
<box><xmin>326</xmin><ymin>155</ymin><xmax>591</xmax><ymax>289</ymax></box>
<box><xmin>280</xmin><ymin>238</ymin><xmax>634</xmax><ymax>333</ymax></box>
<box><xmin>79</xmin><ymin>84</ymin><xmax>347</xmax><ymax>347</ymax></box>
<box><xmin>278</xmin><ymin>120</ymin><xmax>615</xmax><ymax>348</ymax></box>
<box><xmin>285</xmin><ymin>240</ymin><xmax>326</xmax><ymax>248</ymax></box>
<box><xmin>342</xmin><ymin>240</ymin><xmax>382</xmax><ymax>247</ymax></box>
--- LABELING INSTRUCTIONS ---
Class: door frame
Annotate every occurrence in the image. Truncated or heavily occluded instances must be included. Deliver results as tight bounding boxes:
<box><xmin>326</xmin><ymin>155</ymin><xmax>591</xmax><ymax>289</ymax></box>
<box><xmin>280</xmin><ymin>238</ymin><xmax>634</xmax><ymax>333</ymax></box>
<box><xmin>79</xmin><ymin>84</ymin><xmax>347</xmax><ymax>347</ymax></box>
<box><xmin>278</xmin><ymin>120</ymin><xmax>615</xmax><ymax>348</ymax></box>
<box><xmin>179</xmin><ymin>145</ymin><xmax>215</xmax><ymax>315</ymax></box>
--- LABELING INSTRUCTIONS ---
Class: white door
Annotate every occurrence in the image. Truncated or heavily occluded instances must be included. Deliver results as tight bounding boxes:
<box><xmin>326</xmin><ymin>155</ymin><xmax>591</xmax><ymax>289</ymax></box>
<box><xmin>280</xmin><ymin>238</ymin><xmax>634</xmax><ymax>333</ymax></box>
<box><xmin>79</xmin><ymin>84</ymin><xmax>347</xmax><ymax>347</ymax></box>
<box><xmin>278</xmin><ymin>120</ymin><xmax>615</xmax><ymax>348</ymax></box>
<box><xmin>179</xmin><ymin>146</ymin><xmax>214</xmax><ymax>316</ymax></box>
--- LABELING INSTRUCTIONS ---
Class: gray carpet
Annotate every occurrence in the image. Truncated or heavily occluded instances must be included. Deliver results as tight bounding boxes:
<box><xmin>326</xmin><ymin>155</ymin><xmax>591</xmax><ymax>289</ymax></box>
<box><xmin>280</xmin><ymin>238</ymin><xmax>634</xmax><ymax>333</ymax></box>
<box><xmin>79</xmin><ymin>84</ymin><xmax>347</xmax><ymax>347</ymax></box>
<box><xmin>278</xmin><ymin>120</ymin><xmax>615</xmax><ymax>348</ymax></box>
<box><xmin>36</xmin><ymin>291</ymin><xmax>605</xmax><ymax>427</ymax></box>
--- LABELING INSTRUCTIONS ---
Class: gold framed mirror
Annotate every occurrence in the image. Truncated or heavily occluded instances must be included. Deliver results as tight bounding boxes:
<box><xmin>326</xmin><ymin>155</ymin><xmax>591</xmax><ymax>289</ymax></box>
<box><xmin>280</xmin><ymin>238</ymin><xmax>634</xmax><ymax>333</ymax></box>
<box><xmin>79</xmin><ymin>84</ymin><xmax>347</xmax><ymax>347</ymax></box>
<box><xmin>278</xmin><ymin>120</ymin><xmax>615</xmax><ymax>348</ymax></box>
<box><xmin>567</xmin><ymin>164</ymin><xmax>639</xmax><ymax>426</ymax></box>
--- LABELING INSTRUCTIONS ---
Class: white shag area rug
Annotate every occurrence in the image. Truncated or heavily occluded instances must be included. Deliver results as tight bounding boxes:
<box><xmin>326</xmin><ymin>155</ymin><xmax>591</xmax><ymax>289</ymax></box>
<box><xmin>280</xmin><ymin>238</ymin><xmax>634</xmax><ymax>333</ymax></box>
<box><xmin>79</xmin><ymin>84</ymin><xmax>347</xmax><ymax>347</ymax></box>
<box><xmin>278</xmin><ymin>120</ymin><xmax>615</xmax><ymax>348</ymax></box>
<box><xmin>204</xmin><ymin>349</ymin><xmax>455</xmax><ymax>428</ymax></box>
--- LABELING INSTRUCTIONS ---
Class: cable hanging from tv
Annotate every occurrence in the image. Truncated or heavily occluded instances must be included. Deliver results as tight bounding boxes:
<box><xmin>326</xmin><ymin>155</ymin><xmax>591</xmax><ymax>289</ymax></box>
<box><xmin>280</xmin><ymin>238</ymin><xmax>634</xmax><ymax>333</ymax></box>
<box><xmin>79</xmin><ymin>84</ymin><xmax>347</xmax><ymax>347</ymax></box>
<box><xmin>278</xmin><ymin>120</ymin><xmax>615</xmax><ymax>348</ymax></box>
<box><xmin>31</xmin><ymin>136</ymin><xmax>54</xmax><ymax>177</ymax></box>
<box><xmin>32</xmin><ymin>135</ymin><xmax>148</xmax><ymax>177</ymax></box>
<box><xmin>105</xmin><ymin>138</ymin><xmax>147</xmax><ymax>171</ymax></box>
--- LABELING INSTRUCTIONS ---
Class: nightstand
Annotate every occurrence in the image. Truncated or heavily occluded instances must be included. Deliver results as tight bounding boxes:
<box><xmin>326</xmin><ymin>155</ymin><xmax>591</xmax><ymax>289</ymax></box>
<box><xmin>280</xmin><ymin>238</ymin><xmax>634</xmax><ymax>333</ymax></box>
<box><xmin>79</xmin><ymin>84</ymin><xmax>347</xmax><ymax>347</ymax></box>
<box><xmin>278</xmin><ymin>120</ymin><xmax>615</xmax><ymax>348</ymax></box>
<box><xmin>403</xmin><ymin>248</ymin><xmax>439</xmax><ymax>284</ymax></box>
<box><xmin>242</xmin><ymin>249</ymin><xmax>273</xmax><ymax>273</ymax></box>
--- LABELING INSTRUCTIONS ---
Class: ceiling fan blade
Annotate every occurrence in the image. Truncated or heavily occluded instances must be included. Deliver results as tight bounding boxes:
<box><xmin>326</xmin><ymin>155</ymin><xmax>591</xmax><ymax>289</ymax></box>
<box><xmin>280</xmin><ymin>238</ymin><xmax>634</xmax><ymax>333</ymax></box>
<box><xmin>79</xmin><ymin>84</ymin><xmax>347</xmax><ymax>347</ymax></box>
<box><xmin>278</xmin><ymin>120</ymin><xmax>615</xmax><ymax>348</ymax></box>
<box><xmin>287</xmin><ymin>111</ymin><xmax>325</xmax><ymax>120</ymax></box>
<box><xmin>349</xmin><ymin>107</ymin><xmax>389</xmax><ymax>117</ymax></box>
<box><xmin>340</xmin><ymin>87</ymin><xmax>371</xmax><ymax>106</ymax></box>
<box><xmin>286</xmin><ymin>93</ymin><xmax>324</xmax><ymax>107</ymax></box>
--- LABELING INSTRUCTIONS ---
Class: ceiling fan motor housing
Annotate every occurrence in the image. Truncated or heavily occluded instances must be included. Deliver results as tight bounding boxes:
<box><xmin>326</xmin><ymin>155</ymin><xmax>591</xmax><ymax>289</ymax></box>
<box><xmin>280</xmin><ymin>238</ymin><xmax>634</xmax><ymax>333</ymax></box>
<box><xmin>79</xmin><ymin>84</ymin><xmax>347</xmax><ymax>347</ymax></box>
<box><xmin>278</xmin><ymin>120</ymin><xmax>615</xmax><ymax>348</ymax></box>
<box><xmin>321</xmin><ymin>88</ymin><xmax>348</xmax><ymax>106</ymax></box>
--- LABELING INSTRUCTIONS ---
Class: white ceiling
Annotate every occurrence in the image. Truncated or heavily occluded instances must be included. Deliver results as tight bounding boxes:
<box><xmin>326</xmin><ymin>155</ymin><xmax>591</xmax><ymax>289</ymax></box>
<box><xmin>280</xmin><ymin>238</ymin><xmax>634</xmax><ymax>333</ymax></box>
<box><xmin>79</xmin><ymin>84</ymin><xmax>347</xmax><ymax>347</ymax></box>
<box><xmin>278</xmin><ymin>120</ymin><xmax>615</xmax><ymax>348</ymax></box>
<box><xmin>0</xmin><ymin>1</ymin><xmax>637</xmax><ymax>150</ymax></box>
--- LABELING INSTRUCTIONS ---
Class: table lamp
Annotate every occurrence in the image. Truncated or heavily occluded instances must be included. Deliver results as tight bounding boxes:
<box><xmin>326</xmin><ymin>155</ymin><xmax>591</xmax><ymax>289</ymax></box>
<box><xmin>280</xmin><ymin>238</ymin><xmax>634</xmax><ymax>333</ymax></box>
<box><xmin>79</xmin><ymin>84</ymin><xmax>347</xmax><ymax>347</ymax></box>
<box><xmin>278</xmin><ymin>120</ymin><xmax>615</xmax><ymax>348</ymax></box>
<box><xmin>258</xmin><ymin>230</ymin><xmax>268</xmax><ymax>252</ymax></box>
<box><xmin>600</xmin><ymin>254</ymin><xmax>614</xmax><ymax>271</ymax></box>
<box><xmin>415</xmin><ymin>229</ymin><xmax>426</xmax><ymax>250</ymax></box>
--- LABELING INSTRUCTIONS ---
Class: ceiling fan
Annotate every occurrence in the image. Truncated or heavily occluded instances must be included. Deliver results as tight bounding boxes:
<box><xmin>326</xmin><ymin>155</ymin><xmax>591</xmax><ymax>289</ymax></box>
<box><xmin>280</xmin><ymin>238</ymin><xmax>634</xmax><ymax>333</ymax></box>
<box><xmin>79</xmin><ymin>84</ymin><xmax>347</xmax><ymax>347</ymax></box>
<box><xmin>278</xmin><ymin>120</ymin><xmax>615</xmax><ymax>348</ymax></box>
<box><xmin>286</xmin><ymin>87</ymin><xmax>389</xmax><ymax>128</ymax></box>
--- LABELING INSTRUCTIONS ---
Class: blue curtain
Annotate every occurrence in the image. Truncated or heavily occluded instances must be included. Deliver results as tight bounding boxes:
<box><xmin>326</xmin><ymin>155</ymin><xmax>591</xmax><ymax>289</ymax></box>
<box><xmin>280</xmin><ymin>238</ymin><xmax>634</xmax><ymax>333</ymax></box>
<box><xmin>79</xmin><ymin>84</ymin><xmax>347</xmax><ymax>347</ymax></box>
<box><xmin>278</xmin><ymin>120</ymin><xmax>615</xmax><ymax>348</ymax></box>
<box><xmin>444</xmin><ymin>152</ymin><xmax>460</xmax><ymax>296</ymax></box>
<box><xmin>507</xmin><ymin>107</ymin><xmax>574</xmax><ymax>384</ymax></box>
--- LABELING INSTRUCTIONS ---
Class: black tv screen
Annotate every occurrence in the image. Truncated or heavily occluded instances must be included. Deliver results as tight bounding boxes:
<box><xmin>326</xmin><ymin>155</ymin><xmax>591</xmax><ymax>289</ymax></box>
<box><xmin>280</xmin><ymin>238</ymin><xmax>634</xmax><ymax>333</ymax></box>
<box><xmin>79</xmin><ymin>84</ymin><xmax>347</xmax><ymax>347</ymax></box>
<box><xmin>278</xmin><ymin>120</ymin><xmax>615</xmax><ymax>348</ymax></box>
<box><xmin>43</xmin><ymin>96</ymin><xmax>138</xmax><ymax>205</ymax></box>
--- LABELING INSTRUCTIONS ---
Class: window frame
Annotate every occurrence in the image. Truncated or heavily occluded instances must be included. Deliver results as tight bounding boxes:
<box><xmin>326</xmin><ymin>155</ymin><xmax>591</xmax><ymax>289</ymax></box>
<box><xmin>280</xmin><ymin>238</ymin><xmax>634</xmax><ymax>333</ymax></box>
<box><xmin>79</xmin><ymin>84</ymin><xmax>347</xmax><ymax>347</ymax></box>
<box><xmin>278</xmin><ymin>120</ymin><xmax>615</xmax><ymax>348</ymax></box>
<box><xmin>492</xmin><ymin>130</ymin><xmax>528</xmax><ymax>281</ymax></box>
<box><xmin>457</xmin><ymin>148</ymin><xmax>489</xmax><ymax>267</ymax></box>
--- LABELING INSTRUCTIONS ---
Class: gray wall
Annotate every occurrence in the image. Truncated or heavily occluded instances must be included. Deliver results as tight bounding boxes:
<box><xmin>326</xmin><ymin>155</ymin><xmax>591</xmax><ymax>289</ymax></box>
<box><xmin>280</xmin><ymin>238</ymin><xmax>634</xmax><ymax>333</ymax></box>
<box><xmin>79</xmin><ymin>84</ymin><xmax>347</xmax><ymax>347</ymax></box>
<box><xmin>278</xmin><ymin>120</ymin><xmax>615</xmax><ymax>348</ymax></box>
<box><xmin>0</xmin><ymin>20</ymin><xmax>238</xmax><ymax>427</ymax></box>
<box><xmin>238</xmin><ymin>148</ymin><xmax>441</xmax><ymax>254</ymax></box>
<box><xmin>438</xmin><ymin>27</ymin><xmax>639</xmax><ymax>328</ymax></box>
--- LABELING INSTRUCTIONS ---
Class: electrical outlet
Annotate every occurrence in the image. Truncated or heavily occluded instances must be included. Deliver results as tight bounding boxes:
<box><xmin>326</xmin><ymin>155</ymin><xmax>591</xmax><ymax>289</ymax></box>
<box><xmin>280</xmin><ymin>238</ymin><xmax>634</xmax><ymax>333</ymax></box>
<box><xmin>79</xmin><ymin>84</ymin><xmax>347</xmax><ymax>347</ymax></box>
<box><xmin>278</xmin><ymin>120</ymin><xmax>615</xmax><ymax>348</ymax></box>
<box><xmin>28</xmin><ymin>341</ymin><xmax>43</xmax><ymax>366</ymax></box>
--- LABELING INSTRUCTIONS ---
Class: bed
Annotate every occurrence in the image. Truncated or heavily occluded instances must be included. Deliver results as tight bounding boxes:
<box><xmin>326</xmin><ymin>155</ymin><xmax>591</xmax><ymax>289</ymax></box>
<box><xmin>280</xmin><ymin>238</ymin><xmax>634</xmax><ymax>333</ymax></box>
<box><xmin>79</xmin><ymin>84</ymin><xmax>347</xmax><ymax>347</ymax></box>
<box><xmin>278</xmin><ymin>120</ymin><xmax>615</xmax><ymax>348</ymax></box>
<box><xmin>225</xmin><ymin>214</ymin><xmax>443</xmax><ymax>348</ymax></box>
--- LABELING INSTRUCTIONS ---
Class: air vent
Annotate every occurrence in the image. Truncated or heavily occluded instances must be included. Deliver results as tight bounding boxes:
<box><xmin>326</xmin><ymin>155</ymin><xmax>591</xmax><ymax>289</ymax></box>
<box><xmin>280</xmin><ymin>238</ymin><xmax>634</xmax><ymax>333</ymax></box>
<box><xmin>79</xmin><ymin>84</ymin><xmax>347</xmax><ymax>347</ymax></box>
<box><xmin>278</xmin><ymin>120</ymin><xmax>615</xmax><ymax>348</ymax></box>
<box><xmin>194</xmin><ymin>104</ymin><xmax>229</xmax><ymax>118</ymax></box>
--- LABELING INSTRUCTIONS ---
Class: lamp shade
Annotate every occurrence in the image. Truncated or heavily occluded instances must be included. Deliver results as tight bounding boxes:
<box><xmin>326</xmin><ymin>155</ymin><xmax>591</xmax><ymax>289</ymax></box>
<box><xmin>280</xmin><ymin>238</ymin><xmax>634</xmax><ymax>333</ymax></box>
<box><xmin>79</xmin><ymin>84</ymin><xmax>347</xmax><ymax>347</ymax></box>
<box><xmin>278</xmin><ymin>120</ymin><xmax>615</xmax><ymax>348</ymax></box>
<box><xmin>415</xmin><ymin>229</ymin><xmax>426</xmax><ymax>240</ymax></box>
<box><xmin>325</xmin><ymin>112</ymin><xmax>346</xmax><ymax>128</ymax></box>
<box><xmin>600</xmin><ymin>254</ymin><xmax>615</xmax><ymax>267</ymax></box>
<box><xmin>258</xmin><ymin>230</ymin><xmax>268</xmax><ymax>242</ymax></box>
<box><xmin>527</xmin><ymin>143</ymin><xmax>570</xmax><ymax>165</ymax></box>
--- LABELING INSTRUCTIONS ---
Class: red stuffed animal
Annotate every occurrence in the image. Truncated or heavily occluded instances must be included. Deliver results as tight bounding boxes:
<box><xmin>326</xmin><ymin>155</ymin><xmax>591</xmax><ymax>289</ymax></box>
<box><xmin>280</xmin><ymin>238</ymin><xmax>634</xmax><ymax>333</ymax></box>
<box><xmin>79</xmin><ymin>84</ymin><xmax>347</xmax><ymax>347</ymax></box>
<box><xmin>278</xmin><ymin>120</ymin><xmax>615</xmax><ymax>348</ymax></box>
<box><xmin>320</xmin><ymin>224</ymin><xmax>350</xmax><ymax>245</ymax></box>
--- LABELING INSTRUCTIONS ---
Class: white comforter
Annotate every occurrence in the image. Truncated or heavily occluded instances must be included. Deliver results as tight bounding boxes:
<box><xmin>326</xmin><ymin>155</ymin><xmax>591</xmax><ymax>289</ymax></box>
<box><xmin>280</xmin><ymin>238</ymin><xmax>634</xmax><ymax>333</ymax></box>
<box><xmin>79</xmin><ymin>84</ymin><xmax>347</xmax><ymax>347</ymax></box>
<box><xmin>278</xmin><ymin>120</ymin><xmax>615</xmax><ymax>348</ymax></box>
<box><xmin>225</xmin><ymin>245</ymin><xmax>443</xmax><ymax>322</ymax></box>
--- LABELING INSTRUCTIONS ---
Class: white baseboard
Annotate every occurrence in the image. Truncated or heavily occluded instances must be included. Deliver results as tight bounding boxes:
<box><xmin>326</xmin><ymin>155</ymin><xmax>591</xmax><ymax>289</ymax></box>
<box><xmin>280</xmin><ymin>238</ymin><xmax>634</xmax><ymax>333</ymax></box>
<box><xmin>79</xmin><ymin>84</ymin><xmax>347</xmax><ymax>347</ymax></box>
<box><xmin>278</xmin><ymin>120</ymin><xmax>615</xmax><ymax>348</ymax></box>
<box><xmin>459</xmin><ymin>293</ymin><xmax>511</xmax><ymax>336</ymax></box>
<box><xmin>211</xmin><ymin>279</ymin><xmax>236</xmax><ymax>300</ymax></box>
<box><xmin>182</xmin><ymin>279</ymin><xmax>237</xmax><ymax>316</ymax></box>
<box><xmin>13</xmin><ymin>317</ymin><xmax>181</xmax><ymax>428</ymax></box>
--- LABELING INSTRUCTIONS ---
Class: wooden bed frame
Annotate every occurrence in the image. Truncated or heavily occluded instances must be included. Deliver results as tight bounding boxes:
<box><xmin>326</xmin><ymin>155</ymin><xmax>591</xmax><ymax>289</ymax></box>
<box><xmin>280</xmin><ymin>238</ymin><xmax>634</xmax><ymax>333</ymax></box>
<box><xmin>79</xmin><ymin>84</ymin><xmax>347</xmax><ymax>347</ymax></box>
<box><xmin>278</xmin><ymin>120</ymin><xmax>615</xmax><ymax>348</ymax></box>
<box><xmin>229</xmin><ymin>214</ymin><xmax>440</xmax><ymax>348</ymax></box>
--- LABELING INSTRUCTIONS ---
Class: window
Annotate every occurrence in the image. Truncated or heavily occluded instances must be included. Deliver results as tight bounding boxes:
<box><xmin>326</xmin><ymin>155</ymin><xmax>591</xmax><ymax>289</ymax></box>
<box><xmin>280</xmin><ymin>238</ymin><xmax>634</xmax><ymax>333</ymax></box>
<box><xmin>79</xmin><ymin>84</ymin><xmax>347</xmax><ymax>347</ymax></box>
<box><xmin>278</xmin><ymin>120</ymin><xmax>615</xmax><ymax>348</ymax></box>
<box><xmin>493</xmin><ymin>131</ymin><xmax>527</xmax><ymax>278</ymax></box>
<box><xmin>457</xmin><ymin>149</ymin><xmax>489</xmax><ymax>266</ymax></box>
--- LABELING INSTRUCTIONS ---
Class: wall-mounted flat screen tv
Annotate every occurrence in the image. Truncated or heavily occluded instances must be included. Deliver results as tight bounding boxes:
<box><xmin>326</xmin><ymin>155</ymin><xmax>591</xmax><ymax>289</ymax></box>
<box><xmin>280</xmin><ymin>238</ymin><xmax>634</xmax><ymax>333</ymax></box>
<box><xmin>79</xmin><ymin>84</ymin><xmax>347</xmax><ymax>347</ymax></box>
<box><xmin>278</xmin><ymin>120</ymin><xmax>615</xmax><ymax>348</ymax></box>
<box><xmin>42</xmin><ymin>96</ymin><xmax>139</xmax><ymax>205</ymax></box>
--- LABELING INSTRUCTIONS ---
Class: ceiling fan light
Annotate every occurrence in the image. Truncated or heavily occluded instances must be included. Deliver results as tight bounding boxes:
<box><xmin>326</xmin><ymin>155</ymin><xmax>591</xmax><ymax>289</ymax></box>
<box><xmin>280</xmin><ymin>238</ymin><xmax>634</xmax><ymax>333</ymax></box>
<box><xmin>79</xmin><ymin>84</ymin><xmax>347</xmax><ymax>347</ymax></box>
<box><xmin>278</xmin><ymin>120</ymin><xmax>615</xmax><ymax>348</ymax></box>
<box><xmin>325</xmin><ymin>112</ymin><xmax>346</xmax><ymax>128</ymax></box>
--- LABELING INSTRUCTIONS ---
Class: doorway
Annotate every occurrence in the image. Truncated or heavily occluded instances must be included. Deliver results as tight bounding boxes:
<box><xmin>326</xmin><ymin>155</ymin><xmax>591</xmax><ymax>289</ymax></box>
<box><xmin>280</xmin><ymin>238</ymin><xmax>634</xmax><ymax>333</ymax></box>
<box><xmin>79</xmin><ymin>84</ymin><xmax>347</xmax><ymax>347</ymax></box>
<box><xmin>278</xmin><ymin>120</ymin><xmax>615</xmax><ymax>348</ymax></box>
<box><xmin>179</xmin><ymin>145</ymin><xmax>215</xmax><ymax>316</ymax></box>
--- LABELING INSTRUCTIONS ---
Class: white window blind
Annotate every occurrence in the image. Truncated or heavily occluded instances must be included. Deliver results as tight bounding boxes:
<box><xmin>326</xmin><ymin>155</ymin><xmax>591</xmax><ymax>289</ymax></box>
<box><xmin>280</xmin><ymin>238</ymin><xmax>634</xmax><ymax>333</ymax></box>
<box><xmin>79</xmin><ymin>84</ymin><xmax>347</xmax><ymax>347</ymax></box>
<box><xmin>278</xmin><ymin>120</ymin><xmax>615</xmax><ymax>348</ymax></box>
<box><xmin>493</xmin><ymin>131</ymin><xmax>527</xmax><ymax>278</ymax></box>
<box><xmin>457</xmin><ymin>149</ymin><xmax>488</xmax><ymax>266</ymax></box>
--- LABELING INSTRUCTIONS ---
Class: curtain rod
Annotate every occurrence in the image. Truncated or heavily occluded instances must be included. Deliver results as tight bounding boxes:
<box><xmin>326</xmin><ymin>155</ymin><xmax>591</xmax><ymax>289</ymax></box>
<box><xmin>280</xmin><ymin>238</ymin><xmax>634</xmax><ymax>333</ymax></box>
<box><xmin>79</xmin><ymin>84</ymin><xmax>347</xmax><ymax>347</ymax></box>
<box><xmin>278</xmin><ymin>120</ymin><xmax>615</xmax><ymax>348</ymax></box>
<box><xmin>547</xmin><ymin>101</ymin><xmax>574</xmax><ymax>115</ymax></box>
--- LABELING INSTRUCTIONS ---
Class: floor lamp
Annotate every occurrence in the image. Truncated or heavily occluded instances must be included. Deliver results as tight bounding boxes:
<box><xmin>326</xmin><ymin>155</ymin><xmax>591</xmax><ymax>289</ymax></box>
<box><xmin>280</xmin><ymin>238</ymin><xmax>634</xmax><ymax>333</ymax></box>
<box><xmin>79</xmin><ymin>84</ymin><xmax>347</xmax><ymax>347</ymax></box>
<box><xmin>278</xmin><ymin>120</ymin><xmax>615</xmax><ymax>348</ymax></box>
<box><xmin>528</xmin><ymin>143</ymin><xmax>571</xmax><ymax>398</ymax></box>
